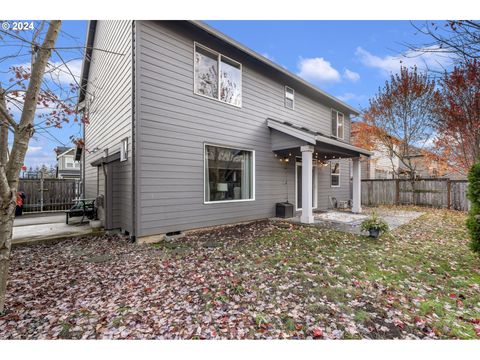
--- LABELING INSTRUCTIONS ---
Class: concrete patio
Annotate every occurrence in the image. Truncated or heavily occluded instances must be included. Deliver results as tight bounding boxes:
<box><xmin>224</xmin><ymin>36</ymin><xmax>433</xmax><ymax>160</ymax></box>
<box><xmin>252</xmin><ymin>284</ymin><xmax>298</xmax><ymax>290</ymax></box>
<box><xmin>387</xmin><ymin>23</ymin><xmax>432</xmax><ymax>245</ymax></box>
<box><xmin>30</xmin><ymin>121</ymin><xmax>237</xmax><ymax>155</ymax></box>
<box><xmin>12</xmin><ymin>212</ymin><xmax>96</xmax><ymax>246</ymax></box>
<box><xmin>285</xmin><ymin>208</ymin><xmax>425</xmax><ymax>235</ymax></box>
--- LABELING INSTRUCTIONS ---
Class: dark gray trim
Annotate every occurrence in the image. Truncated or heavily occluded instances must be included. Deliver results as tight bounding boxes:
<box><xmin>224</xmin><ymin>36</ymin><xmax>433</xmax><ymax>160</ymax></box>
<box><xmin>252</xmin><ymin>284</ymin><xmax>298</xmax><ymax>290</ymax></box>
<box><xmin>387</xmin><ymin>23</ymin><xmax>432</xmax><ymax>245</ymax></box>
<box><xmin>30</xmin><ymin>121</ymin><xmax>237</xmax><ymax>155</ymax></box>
<box><xmin>90</xmin><ymin>151</ymin><xmax>121</xmax><ymax>167</ymax></box>
<box><xmin>78</xmin><ymin>20</ymin><xmax>97</xmax><ymax>105</ymax></box>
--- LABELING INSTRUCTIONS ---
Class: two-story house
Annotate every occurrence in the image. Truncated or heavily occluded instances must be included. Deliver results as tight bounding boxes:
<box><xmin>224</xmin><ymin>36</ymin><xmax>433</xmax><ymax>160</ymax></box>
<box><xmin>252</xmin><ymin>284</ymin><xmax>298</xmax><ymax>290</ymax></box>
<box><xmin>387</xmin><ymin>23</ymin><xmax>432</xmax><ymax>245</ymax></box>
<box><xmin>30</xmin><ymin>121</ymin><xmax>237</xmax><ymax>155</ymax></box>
<box><xmin>54</xmin><ymin>146</ymin><xmax>81</xmax><ymax>180</ymax></box>
<box><xmin>78</xmin><ymin>21</ymin><xmax>371</xmax><ymax>241</ymax></box>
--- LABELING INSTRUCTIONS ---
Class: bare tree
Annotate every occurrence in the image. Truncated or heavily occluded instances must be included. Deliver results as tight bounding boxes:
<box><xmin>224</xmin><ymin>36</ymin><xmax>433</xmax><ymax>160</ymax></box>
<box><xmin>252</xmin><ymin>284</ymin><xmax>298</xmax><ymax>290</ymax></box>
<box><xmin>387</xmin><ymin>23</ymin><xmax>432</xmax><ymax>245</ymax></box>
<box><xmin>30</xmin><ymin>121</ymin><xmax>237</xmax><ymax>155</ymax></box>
<box><xmin>0</xmin><ymin>21</ymin><xmax>65</xmax><ymax>313</ymax></box>
<box><xmin>408</xmin><ymin>21</ymin><xmax>480</xmax><ymax>63</ymax></box>
<box><xmin>363</xmin><ymin>66</ymin><xmax>438</xmax><ymax>180</ymax></box>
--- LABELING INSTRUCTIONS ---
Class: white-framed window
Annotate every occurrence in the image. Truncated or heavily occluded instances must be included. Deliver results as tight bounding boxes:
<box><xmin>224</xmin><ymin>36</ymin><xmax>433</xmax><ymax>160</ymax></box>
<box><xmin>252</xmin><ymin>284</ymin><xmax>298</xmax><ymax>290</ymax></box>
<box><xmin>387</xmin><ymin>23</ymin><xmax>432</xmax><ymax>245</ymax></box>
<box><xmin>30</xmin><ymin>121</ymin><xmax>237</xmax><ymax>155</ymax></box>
<box><xmin>331</xmin><ymin>109</ymin><xmax>344</xmax><ymax>139</ymax></box>
<box><xmin>120</xmin><ymin>138</ymin><xmax>128</xmax><ymax>162</ymax></box>
<box><xmin>65</xmin><ymin>157</ymin><xmax>75</xmax><ymax>169</ymax></box>
<box><xmin>194</xmin><ymin>43</ymin><xmax>242</xmax><ymax>107</ymax></box>
<box><xmin>204</xmin><ymin>144</ymin><xmax>254</xmax><ymax>203</ymax></box>
<box><xmin>331</xmin><ymin>160</ymin><xmax>340</xmax><ymax>187</ymax></box>
<box><xmin>285</xmin><ymin>86</ymin><xmax>294</xmax><ymax>109</ymax></box>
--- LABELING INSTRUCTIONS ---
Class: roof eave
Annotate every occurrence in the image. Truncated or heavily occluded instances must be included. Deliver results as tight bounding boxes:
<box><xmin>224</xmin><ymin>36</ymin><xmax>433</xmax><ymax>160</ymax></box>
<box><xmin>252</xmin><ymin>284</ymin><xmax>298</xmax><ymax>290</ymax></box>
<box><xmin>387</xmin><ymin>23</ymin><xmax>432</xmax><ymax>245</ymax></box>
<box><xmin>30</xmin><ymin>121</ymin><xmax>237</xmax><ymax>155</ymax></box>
<box><xmin>78</xmin><ymin>20</ymin><xmax>97</xmax><ymax>106</ymax></box>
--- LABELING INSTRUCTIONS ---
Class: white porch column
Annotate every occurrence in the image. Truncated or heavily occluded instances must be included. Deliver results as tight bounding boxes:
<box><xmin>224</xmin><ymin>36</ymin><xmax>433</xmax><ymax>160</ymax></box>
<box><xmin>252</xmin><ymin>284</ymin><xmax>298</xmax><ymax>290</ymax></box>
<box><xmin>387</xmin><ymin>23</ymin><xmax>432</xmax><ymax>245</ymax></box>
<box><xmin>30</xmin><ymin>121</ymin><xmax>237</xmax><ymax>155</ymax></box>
<box><xmin>300</xmin><ymin>145</ymin><xmax>314</xmax><ymax>224</ymax></box>
<box><xmin>352</xmin><ymin>157</ymin><xmax>362</xmax><ymax>213</ymax></box>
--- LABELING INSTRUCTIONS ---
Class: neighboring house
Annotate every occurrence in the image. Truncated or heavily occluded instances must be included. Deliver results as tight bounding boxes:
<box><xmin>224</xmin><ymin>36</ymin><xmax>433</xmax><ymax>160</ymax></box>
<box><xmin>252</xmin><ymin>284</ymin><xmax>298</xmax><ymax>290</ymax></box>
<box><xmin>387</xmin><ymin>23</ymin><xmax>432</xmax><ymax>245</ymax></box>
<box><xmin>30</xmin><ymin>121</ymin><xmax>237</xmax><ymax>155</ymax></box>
<box><xmin>362</xmin><ymin>142</ymin><xmax>399</xmax><ymax>180</ymax></box>
<box><xmin>352</xmin><ymin>122</ymin><xmax>448</xmax><ymax>180</ymax></box>
<box><xmin>78</xmin><ymin>21</ymin><xmax>371</xmax><ymax>241</ymax></box>
<box><xmin>398</xmin><ymin>146</ymin><xmax>444</xmax><ymax>179</ymax></box>
<box><xmin>54</xmin><ymin>146</ymin><xmax>81</xmax><ymax>180</ymax></box>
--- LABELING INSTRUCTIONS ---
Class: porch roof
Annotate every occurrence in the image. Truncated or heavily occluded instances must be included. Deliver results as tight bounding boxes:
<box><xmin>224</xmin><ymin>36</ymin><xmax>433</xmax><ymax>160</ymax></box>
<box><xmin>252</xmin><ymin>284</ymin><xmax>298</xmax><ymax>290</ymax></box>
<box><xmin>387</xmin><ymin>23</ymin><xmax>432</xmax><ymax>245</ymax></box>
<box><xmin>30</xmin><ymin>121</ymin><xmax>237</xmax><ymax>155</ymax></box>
<box><xmin>90</xmin><ymin>151</ymin><xmax>121</xmax><ymax>167</ymax></box>
<box><xmin>267</xmin><ymin>118</ymin><xmax>372</xmax><ymax>158</ymax></box>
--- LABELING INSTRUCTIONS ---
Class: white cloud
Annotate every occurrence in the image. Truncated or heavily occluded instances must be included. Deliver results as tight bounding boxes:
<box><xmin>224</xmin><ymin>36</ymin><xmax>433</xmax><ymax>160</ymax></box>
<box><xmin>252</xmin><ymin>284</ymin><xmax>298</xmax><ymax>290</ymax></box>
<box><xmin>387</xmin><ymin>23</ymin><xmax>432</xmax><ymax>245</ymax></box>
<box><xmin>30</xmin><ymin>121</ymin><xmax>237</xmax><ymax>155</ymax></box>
<box><xmin>45</xmin><ymin>59</ymin><xmax>82</xmax><ymax>85</ymax></box>
<box><xmin>13</xmin><ymin>59</ymin><xmax>82</xmax><ymax>85</ymax></box>
<box><xmin>343</xmin><ymin>69</ymin><xmax>360</xmax><ymax>82</ymax></box>
<box><xmin>22</xmin><ymin>140</ymin><xmax>57</xmax><ymax>168</ymax></box>
<box><xmin>6</xmin><ymin>91</ymin><xmax>56</xmax><ymax>118</ymax></box>
<box><xmin>27</xmin><ymin>146</ymin><xmax>43</xmax><ymax>154</ymax></box>
<box><xmin>355</xmin><ymin>46</ymin><xmax>451</xmax><ymax>75</ymax></box>
<box><xmin>297</xmin><ymin>57</ymin><xmax>341</xmax><ymax>84</ymax></box>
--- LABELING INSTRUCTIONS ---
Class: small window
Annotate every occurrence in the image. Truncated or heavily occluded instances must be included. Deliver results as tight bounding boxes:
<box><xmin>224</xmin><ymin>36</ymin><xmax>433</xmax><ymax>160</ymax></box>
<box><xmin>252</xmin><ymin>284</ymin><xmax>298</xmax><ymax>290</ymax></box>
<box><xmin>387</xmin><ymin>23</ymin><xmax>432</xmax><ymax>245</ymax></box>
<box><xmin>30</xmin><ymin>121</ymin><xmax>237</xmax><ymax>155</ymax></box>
<box><xmin>331</xmin><ymin>110</ymin><xmax>344</xmax><ymax>139</ymax></box>
<box><xmin>204</xmin><ymin>144</ymin><xmax>254</xmax><ymax>203</ymax></box>
<box><xmin>120</xmin><ymin>138</ymin><xmax>128</xmax><ymax>162</ymax></box>
<box><xmin>66</xmin><ymin>162</ymin><xmax>73</xmax><ymax>168</ymax></box>
<box><xmin>194</xmin><ymin>43</ymin><xmax>242</xmax><ymax>107</ymax></box>
<box><xmin>331</xmin><ymin>161</ymin><xmax>340</xmax><ymax>187</ymax></box>
<box><xmin>285</xmin><ymin>86</ymin><xmax>294</xmax><ymax>109</ymax></box>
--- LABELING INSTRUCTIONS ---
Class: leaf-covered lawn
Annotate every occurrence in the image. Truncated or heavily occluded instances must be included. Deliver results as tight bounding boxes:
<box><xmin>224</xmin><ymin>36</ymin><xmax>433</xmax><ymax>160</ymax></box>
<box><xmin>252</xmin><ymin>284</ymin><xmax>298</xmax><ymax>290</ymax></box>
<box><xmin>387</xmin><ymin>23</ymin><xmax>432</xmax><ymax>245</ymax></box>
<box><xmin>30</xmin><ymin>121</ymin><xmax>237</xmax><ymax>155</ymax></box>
<box><xmin>1</xmin><ymin>207</ymin><xmax>479</xmax><ymax>339</ymax></box>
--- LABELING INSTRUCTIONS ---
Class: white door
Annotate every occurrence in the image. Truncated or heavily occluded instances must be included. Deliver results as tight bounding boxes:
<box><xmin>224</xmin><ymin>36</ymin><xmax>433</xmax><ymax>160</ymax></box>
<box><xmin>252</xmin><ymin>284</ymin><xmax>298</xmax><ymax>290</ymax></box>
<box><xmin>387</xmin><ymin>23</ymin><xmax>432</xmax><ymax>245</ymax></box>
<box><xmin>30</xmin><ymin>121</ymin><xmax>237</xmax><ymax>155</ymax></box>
<box><xmin>295</xmin><ymin>159</ymin><xmax>318</xmax><ymax>211</ymax></box>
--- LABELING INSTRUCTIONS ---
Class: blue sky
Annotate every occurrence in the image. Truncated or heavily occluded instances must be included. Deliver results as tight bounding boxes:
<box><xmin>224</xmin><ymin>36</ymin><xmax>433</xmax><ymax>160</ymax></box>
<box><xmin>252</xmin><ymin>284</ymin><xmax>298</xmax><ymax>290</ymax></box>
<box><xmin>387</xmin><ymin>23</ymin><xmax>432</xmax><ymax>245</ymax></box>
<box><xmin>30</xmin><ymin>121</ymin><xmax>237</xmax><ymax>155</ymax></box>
<box><xmin>1</xmin><ymin>20</ymin><xmax>87</xmax><ymax>169</ymax></box>
<box><xmin>2</xmin><ymin>20</ymin><xmax>450</xmax><ymax>168</ymax></box>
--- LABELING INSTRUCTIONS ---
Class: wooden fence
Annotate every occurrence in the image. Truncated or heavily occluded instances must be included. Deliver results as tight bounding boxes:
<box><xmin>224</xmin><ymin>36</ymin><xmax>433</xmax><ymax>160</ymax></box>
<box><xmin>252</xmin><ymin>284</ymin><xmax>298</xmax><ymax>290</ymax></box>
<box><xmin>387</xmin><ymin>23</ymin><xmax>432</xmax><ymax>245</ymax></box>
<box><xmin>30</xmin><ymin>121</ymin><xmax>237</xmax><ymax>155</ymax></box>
<box><xmin>17</xmin><ymin>178</ymin><xmax>79</xmax><ymax>212</ymax></box>
<box><xmin>361</xmin><ymin>178</ymin><xmax>470</xmax><ymax>211</ymax></box>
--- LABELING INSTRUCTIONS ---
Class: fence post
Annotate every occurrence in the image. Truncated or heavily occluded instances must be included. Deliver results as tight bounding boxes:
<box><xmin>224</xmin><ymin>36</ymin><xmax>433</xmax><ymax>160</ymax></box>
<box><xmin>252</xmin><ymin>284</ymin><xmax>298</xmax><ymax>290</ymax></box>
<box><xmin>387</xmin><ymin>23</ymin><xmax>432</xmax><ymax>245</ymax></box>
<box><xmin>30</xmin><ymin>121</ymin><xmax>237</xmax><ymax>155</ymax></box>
<box><xmin>395</xmin><ymin>179</ymin><xmax>400</xmax><ymax>205</ymax></box>
<box><xmin>447</xmin><ymin>179</ymin><xmax>451</xmax><ymax>210</ymax></box>
<box><xmin>39</xmin><ymin>171</ymin><xmax>44</xmax><ymax>212</ymax></box>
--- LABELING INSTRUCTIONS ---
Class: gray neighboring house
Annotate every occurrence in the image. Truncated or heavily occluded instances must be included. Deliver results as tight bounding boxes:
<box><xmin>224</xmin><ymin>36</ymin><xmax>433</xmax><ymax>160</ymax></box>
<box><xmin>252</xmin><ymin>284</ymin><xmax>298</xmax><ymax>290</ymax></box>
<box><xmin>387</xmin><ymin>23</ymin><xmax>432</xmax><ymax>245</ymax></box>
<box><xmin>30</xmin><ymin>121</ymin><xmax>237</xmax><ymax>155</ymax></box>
<box><xmin>78</xmin><ymin>20</ymin><xmax>371</xmax><ymax>241</ymax></box>
<box><xmin>54</xmin><ymin>146</ymin><xmax>81</xmax><ymax>180</ymax></box>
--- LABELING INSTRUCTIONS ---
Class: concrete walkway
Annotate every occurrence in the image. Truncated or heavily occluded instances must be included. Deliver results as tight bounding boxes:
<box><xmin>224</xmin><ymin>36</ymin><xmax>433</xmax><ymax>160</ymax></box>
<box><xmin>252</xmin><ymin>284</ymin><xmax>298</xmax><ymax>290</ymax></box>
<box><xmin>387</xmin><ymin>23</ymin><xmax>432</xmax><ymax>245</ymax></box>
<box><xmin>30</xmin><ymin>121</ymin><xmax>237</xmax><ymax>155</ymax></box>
<box><xmin>282</xmin><ymin>208</ymin><xmax>425</xmax><ymax>235</ymax></box>
<box><xmin>12</xmin><ymin>212</ymin><xmax>94</xmax><ymax>245</ymax></box>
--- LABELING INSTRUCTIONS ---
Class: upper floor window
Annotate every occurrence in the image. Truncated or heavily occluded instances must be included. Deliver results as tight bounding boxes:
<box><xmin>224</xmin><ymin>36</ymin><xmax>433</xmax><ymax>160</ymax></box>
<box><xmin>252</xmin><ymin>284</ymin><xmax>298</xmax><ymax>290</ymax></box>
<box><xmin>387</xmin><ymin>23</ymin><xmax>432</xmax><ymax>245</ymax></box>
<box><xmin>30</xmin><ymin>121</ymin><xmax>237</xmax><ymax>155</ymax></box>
<box><xmin>285</xmin><ymin>86</ymin><xmax>294</xmax><ymax>109</ymax></box>
<box><xmin>331</xmin><ymin>110</ymin><xmax>344</xmax><ymax>139</ymax></box>
<box><xmin>194</xmin><ymin>43</ymin><xmax>242</xmax><ymax>107</ymax></box>
<box><xmin>65</xmin><ymin>157</ymin><xmax>77</xmax><ymax>169</ymax></box>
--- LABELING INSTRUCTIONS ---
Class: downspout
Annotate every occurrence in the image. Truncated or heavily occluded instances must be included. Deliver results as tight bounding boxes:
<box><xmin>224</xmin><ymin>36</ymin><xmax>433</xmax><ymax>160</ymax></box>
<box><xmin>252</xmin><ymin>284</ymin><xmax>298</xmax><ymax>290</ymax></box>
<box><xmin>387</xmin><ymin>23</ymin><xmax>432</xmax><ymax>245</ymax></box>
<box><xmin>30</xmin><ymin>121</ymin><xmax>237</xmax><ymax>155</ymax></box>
<box><xmin>130</xmin><ymin>20</ymin><xmax>137</xmax><ymax>242</ymax></box>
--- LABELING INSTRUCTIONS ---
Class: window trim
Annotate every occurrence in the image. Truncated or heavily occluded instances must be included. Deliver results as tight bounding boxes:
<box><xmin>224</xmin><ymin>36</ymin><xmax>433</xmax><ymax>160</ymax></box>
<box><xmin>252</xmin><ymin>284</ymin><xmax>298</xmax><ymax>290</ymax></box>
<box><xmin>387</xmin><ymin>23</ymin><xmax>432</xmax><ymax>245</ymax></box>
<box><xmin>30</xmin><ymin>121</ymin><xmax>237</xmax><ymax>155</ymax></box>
<box><xmin>203</xmin><ymin>142</ymin><xmax>255</xmax><ymax>204</ymax></box>
<box><xmin>331</xmin><ymin>109</ymin><xmax>345</xmax><ymax>140</ymax></box>
<box><xmin>330</xmin><ymin>160</ymin><xmax>341</xmax><ymax>188</ymax></box>
<box><xmin>193</xmin><ymin>42</ymin><xmax>242</xmax><ymax>108</ymax></box>
<box><xmin>285</xmin><ymin>86</ymin><xmax>295</xmax><ymax>110</ymax></box>
<box><xmin>120</xmin><ymin>138</ymin><xmax>128</xmax><ymax>162</ymax></box>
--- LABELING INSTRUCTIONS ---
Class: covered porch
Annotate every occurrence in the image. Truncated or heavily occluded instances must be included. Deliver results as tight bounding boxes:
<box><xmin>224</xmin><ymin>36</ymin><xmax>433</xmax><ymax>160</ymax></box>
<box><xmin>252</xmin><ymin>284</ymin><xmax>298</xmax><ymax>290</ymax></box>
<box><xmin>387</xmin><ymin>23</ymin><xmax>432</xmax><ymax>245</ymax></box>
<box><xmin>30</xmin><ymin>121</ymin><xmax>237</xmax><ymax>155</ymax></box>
<box><xmin>267</xmin><ymin>118</ymin><xmax>372</xmax><ymax>224</ymax></box>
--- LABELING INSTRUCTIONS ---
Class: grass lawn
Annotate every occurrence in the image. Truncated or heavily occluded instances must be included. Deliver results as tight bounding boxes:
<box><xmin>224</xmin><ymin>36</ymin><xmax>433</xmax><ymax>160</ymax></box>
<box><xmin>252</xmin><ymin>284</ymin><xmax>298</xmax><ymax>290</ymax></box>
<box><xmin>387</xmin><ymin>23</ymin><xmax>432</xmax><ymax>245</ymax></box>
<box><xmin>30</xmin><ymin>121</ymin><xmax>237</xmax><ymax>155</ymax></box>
<box><xmin>1</xmin><ymin>207</ymin><xmax>479</xmax><ymax>339</ymax></box>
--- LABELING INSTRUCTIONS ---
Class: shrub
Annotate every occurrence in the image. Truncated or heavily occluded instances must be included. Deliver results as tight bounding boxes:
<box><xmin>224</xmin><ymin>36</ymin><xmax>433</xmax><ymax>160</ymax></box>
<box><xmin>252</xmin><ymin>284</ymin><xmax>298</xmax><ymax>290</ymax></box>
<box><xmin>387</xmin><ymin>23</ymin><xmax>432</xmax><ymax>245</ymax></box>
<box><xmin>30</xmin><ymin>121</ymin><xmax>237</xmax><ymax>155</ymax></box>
<box><xmin>360</xmin><ymin>212</ymin><xmax>389</xmax><ymax>234</ymax></box>
<box><xmin>466</xmin><ymin>162</ymin><xmax>480</xmax><ymax>255</ymax></box>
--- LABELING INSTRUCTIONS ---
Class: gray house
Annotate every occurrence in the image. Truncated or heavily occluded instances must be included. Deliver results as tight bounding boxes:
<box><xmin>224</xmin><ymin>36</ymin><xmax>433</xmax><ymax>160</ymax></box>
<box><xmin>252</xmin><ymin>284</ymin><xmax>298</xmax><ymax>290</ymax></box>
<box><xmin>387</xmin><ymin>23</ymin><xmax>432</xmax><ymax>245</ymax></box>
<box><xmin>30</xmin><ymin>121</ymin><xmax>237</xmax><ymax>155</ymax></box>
<box><xmin>78</xmin><ymin>20</ymin><xmax>371</xmax><ymax>241</ymax></box>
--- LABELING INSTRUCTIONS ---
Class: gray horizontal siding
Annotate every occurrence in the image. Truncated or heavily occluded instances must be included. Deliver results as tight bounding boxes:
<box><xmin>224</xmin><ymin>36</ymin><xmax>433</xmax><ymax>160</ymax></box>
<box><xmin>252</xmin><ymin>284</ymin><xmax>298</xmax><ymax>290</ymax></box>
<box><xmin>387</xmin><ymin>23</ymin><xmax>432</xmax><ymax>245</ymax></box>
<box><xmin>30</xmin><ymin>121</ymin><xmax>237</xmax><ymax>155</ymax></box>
<box><xmin>84</xmin><ymin>20</ymin><xmax>133</xmax><ymax>233</ymax></box>
<box><xmin>135</xmin><ymin>21</ymin><xmax>354</xmax><ymax>237</ymax></box>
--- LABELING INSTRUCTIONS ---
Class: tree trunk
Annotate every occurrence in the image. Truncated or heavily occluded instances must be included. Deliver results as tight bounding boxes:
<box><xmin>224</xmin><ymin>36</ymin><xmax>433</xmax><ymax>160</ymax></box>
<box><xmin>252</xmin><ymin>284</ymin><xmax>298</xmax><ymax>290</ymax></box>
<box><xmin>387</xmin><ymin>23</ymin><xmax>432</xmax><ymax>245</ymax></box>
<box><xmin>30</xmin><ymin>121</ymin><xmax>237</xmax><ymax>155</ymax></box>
<box><xmin>0</xmin><ymin>194</ymin><xmax>15</xmax><ymax>314</ymax></box>
<box><xmin>0</xmin><ymin>20</ymin><xmax>61</xmax><ymax>314</ymax></box>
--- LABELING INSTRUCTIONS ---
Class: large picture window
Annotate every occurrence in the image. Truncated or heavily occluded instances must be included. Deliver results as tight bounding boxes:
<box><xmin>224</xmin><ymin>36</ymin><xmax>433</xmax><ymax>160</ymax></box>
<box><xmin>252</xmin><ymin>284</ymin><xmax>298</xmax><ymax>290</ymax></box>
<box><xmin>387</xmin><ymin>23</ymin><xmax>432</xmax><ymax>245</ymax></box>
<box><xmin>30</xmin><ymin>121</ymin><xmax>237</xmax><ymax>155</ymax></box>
<box><xmin>331</xmin><ymin>109</ymin><xmax>344</xmax><ymax>139</ymax></box>
<box><xmin>331</xmin><ymin>161</ymin><xmax>340</xmax><ymax>187</ymax></box>
<box><xmin>204</xmin><ymin>145</ymin><xmax>254</xmax><ymax>203</ymax></box>
<box><xmin>194</xmin><ymin>43</ymin><xmax>242</xmax><ymax>107</ymax></box>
